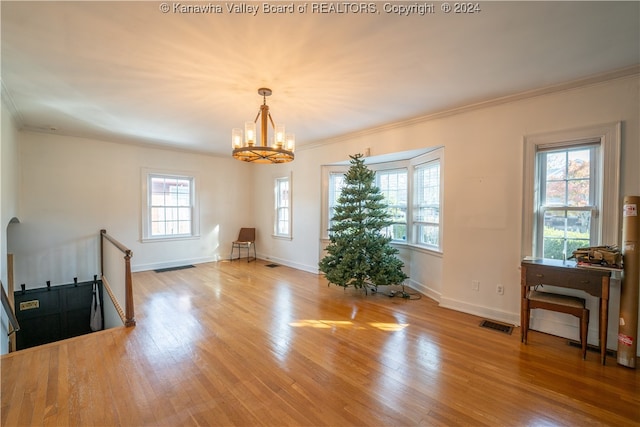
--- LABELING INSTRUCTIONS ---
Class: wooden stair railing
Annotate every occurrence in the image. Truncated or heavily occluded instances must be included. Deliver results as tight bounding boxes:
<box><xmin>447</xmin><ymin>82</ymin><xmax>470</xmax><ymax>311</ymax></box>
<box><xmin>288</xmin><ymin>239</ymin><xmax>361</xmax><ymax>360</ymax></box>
<box><xmin>100</xmin><ymin>229</ymin><xmax>135</xmax><ymax>327</ymax></box>
<box><xmin>1</xmin><ymin>279</ymin><xmax>20</xmax><ymax>336</ymax></box>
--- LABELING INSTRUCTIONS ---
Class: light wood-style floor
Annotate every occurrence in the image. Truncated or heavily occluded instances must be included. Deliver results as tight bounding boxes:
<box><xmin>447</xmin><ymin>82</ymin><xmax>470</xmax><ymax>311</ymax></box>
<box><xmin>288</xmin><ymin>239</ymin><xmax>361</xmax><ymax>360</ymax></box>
<box><xmin>2</xmin><ymin>260</ymin><xmax>639</xmax><ymax>426</ymax></box>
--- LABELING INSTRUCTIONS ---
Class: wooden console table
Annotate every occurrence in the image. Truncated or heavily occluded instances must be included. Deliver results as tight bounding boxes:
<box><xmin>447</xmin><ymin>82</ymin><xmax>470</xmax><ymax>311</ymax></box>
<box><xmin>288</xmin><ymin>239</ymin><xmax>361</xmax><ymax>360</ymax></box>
<box><xmin>521</xmin><ymin>258</ymin><xmax>612</xmax><ymax>364</ymax></box>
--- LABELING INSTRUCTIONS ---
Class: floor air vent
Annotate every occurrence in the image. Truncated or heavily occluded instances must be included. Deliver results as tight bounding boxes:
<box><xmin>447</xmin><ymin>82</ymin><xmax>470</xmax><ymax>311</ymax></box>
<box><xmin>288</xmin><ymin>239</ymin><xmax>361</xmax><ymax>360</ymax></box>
<box><xmin>265</xmin><ymin>264</ymin><xmax>279</xmax><ymax>268</ymax></box>
<box><xmin>154</xmin><ymin>265</ymin><xmax>195</xmax><ymax>273</ymax></box>
<box><xmin>479</xmin><ymin>319</ymin><xmax>513</xmax><ymax>335</ymax></box>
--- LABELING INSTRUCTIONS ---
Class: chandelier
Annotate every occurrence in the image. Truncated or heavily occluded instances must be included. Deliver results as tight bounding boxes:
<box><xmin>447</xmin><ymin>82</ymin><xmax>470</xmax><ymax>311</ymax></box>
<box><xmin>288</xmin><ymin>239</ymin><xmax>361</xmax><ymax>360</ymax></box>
<box><xmin>232</xmin><ymin>88</ymin><xmax>295</xmax><ymax>163</ymax></box>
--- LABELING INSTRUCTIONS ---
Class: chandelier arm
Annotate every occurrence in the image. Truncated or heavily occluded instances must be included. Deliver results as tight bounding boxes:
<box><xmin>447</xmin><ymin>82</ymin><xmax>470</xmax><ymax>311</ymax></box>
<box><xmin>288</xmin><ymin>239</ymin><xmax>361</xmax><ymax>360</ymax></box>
<box><xmin>260</xmin><ymin>104</ymin><xmax>269</xmax><ymax>147</ymax></box>
<box><xmin>232</xmin><ymin>88</ymin><xmax>294</xmax><ymax>163</ymax></box>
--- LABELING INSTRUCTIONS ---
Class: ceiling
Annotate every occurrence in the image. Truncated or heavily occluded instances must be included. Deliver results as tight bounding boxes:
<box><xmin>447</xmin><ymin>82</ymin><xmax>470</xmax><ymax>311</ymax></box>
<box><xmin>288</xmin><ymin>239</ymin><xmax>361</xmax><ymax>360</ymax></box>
<box><xmin>2</xmin><ymin>1</ymin><xmax>639</xmax><ymax>157</ymax></box>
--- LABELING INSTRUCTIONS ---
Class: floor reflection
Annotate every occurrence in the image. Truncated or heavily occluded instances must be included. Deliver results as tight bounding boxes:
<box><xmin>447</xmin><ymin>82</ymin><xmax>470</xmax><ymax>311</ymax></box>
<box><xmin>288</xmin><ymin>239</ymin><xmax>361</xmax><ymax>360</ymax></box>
<box><xmin>270</xmin><ymin>283</ymin><xmax>294</xmax><ymax>363</ymax></box>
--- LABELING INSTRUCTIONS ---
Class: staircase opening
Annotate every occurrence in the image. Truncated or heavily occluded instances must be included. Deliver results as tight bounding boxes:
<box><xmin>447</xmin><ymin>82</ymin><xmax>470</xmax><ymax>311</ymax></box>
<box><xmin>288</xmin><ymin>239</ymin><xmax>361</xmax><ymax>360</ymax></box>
<box><xmin>14</xmin><ymin>277</ymin><xmax>104</xmax><ymax>351</ymax></box>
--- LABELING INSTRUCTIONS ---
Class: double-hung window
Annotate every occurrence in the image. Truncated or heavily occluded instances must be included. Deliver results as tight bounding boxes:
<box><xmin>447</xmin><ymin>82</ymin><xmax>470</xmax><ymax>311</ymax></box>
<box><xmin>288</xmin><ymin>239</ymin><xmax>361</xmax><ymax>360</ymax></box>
<box><xmin>321</xmin><ymin>147</ymin><xmax>444</xmax><ymax>252</ymax></box>
<box><xmin>377</xmin><ymin>169</ymin><xmax>407</xmax><ymax>241</ymax></box>
<box><xmin>143</xmin><ymin>172</ymin><xmax>197</xmax><ymax>240</ymax></box>
<box><xmin>413</xmin><ymin>159</ymin><xmax>441</xmax><ymax>249</ymax></box>
<box><xmin>327</xmin><ymin>171</ymin><xmax>346</xmax><ymax>235</ymax></box>
<box><xmin>274</xmin><ymin>176</ymin><xmax>292</xmax><ymax>238</ymax></box>
<box><xmin>523</xmin><ymin>123</ymin><xmax>621</xmax><ymax>259</ymax></box>
<box><xmin>537</xmin><ymin>145</ymin><xmax>598</xmax><ymax>259</ymax></box>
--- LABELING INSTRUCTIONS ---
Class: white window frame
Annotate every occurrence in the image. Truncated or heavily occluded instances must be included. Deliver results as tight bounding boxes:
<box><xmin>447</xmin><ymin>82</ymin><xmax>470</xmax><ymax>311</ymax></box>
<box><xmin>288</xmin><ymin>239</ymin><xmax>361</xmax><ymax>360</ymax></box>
<box><xmin>412</xmin><ymin>150</ymin><xmax>444</xmax><ymax>252</ymax></box>
<box><xmin>274</xmin><ymin>174</ymin><xmax>292</xmax><ymax>239</ymax></box>
<box><xmin>522</xmin><ymin>123</ymin><xmax>621</xmax><ymax>257</ymax></box>
<box><xmin>320</xmin><ymin>148</ymin><xmax>445</xmax><ymax>254</ymax></box>
<box><xmin>327</xmin><ymin>170</ymin><xmax>347</xmax><ymax>237</ymax></box>
<box><xmin>535</xmin><ymin>144</ymin><xmax>599</xmax><ymax>259</ymax></box>
<box><xmin>376</xmin><ymin>167</ymin><xmax>408</xmax><ymax>242</ymax></box>
<box><xmin>141</xmin><ymin>168</ymin><xmax>199</xmax><ymax>242</ymax></box>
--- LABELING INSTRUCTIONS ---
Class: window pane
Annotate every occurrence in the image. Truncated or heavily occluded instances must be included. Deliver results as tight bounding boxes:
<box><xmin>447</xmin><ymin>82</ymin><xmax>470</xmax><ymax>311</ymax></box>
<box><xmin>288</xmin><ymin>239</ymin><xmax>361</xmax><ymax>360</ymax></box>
<box><xmin>377</xmin><ymin>169</ymin><xmax>407</xmax><ymax>242</ymax></box>
<box><xmin>151</xmin><ymin>194</ymin><xmax>164</xmax><ymax>205</ymax></box>
<box><xmin>567</xmin><ymin>150</ymin><xmax>590</xmax><ymax>179</ymax></box>
<box><xmin>387</xmin><ymin>223</ymin><xmax>406</xmax><ymax>241</ymax></box>
<box><xmin>151</xmin><ymin>221</ymin><xmax>165</xmax><ymax>236</ymax></box>
<box><xmin>178</xmin><ymin>207</ymin><xmax>191</xmax><ymax>221</ymax></box>
<box><xmin>165</xmin><ymin>208</ymin><xmax>177</xmax><ymax>221</ymax></box>
<box><xmin>545</xmin><ymin>181</ymin><xmax>566</xmax><ymax>205</ymax></box>
<box><xmin>178</xmin><ymin>222</ymin><xmax>191</xmax><ymax>235</ymax></box>
<box><xmin>568</xmin><ymin>179</ymin><xmax>590</xmax><ymax>206</ymax></box>
<box><xmin>537</xmin><ymin>145</ymin><xmax>597</xmax><ymax>259</ymax></box>
<box><xmin>177</xmin><ymin>192</ymin><xmax>190</xmax><ymax>206</ymax></box>
<box><xmin>414</xmin><ymin>160</ymin><xmax>441</xmax><ymax>249</ymax></box>
<box><xmin>328</xmin><ymin>173</ymin><xmax>346</xmax><ymax>232</ymax></box>
<box><xmin>275</xmin><ymin>177</ymin><xmax>291</xmax><ymax>236</ymax></box>
<box><xmin>165</xmin><ymin>221</ymin><xmax>178</xmax><ymax>235</ymax></box>
<box><xmin>543</xmin><ymin>209</ymin><xmax>592</xmax><ymax>259</ymax></box>
<box><xmin>418</xmin><ymin>224</ymin><xmax>439</xmax><ymax>246</ymax></box>
<box><xmin>147</xmin><ymin>174</ymin><xmax>193</xmax><ymax>238</ymax></box>
<box><xmin>151</xmin><ymin>207</ymin><xmax>164</xmax><ymax>221</ymax></box>
<box><xmin>546</xmin><ymin>152</ymin><xmax>566</xmax><ymax>180</ymax></box>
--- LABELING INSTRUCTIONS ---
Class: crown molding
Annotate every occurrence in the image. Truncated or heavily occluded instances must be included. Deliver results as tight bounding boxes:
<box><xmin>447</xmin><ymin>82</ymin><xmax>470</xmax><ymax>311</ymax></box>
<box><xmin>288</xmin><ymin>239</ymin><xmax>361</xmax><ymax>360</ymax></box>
<box><xmin>298</xmin><ymin>64</ymin><xmax>640</xmax><ymax>152</ymax></box>
<box><xmin>1</xmin><ymin>79</ymin><xmax>25</xmax><ymax>128</ymax></box>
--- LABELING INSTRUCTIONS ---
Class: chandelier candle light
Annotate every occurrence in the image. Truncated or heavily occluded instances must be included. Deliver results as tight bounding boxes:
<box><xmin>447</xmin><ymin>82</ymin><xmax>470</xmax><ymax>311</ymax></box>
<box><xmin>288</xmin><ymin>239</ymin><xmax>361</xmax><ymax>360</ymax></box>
<box><xmin>232</xmin><ymin>88</ymin><xmax>295</xmax><ymax>163</ymax></box>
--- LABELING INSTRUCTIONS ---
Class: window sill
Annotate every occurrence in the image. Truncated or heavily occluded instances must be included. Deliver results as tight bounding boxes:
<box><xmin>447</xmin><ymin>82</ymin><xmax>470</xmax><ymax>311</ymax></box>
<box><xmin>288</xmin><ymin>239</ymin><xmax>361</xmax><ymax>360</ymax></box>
<box><xmin>320</xmin><ymin>238</ymin><xmax>443</xmax><ymax>257</ymax></box>
<box><xmin>272</xmin><ymin>234</ymin><xmax>293</xmax><ymax>241</ymax></box>
<box><xmin>141</xmin><ymin>234</ymin><xmax>200</xmax><ymax>243</ymax></box>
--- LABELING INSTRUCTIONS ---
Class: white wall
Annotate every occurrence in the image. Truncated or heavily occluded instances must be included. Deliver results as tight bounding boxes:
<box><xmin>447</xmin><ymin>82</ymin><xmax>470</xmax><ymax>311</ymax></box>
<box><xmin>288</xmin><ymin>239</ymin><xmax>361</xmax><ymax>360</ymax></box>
<box><xmin>11</xmin><ymin>132</ymin><xmax>254</xmax><ymax>287</ymax></box>
<box><xmin>6</xmin><ymin>73</ymin><xmax>639</xmax><ymax>356</ymax></box>
<box><xmin>1</xmin><ymin>99</ymin><xmax>21</xmax><ymax>354</ymax></box>
<box><xmin>253</xmin><ymin>74</ymin><xmax>640</xmax><ymax>352</ymax></box>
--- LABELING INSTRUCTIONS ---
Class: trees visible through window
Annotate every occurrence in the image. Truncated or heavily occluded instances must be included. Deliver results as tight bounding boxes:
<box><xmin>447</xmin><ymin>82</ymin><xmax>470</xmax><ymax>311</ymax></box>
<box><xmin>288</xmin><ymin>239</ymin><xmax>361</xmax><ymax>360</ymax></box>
<box><xmin>523</xmin><ymin>122</ymin><xmax>620</xmax><ymax>261</ymax></box>
<box><xmin>537</xmin><ymin>146</ymin><xmax>598</xmax><ymax>259</ymax></box>
<box><xmin>321</xmin><ymin>148</ymin><xmax>444</xmax><ymax>252</ymax></box>
<box><xmin>377</xmin><ymin>169</ymin><xmax>407</xmax><ymax>241</ymax></box>
<box><xmin>414</xmin><ymin>160</ymin><xmax>441</xmax><ymax>248</ymax></box>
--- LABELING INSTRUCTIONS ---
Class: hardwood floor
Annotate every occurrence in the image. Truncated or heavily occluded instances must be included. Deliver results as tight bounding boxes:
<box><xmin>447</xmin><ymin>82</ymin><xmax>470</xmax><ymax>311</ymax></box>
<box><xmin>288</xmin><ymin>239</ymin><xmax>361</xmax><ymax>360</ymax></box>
<box><xmin>2</xmin><ymin>260</ymin><xmax>639</xmax><ymax>426</ymax></box>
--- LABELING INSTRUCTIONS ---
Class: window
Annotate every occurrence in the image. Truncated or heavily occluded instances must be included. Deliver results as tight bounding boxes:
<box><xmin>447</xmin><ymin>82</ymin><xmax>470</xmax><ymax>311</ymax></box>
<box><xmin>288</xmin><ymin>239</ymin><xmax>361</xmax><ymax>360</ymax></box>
<box><xmin>414</xmin><ymin>159</ymin><xmax>441</xmax><ymax>249</ymax></box>
<box><xmin>321</xmin><ymin>147</ymin><xmax>444</xmax><ymax>252</ymax></box>
<box><xmin>377</xmin><ymin>169</ymin><xmax>407</xmax><ymax>241</ymax></box>
<box><xmin>523</xmin><ymin>123</ymin><xmax>621</xmax><ymax>259</ymax></box>
<box><xmin>537</xmin><ymin>146</ymin><xmax>597</xmax><ymax>259</ymax></box>
<box><xmin>274</xmin><ymin>176</ymin><xmax>291</xmax><ymax>238</ymax></box>
<box><xmin>328</xmin><ymin>172</ymin><xmax>346</xmax><ymax>234</ymax></box>
<box><xmin>142</xmin><ymin>170</ymin><xmax>198</xmax><ymax>241</ymax></box>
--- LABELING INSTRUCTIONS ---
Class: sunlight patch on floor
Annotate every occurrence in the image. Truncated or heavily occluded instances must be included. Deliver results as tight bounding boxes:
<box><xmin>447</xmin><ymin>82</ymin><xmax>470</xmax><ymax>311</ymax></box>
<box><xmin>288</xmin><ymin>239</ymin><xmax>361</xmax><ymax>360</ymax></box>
<box><xmin>289</xmin><ymin>319</ymin><xmax>409</xmax><ymax>331</ymax></box>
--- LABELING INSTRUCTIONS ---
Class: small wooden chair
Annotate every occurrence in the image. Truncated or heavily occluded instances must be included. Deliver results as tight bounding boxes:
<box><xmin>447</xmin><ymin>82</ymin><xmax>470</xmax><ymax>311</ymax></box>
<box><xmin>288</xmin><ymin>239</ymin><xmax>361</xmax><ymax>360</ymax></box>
<box><xmin>230</xmin><ymin>228</ymin><xmax>256</xmax><ymax>262</ymax></box>
<box><xmin>522</xmin><ymin>289</ymin><xmax>589</xmax><ymax>359</ymax></box>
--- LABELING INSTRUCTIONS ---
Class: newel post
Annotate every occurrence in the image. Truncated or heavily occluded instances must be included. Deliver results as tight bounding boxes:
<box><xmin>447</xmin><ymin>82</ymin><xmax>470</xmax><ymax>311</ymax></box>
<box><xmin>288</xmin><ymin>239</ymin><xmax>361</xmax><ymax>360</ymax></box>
<box><xmin>124</xmin><ymin>250</ymin><xmax>136</xmax><ymax>327</ymax></box>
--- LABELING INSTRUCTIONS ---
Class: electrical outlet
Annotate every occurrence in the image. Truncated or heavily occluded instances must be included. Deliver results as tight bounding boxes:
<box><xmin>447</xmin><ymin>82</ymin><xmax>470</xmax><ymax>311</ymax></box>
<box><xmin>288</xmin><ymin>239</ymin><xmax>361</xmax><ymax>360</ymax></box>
<box><xmin>496</xmin><ymin>284</ymin><xmax>504</xmax><ymax>295</ymax></box>
<box><xmin>472</xmin><ymin>280</ymin><xmax>480</xmax><ymax>291</ymax></box>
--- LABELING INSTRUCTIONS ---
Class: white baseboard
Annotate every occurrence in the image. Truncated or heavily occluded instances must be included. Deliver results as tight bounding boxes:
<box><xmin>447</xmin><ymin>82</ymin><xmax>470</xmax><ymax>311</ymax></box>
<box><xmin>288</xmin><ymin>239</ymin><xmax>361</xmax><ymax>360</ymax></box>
<box><xmin>407</xmin><ymin>278</ymin><xmax>441</xmax><ymax>302</ymax></box>
<box><xmin>132</xmin><ymin>256</ymin><xmax>217</xmax><ymax>273</ymax></box>
<box><xmin>259</xmin><ymin>253</ymin><xmax>320</xmax><ymax>274</ymax></box>
<box><xmin>439</xmin><ymin>296</ymin><xmax>520</xmax><ymax>326</ymax></box>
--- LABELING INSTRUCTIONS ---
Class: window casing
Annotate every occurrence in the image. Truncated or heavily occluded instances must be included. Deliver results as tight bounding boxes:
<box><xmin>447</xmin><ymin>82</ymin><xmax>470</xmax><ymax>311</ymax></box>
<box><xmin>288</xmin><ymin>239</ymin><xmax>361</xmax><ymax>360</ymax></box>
<box><xmin>142</xmin><ymin>170</ymin><xmax>198</xmax><ymax>241</ymax></box>
<box><xmin>522</xmin><ymin>123</ymin><xmax>621</xmax><ymax>258</ymax></box>
<box><xmin>274</xmin><ymin>176</ymin><xmax>292</xmax><ymax>238</ymax></box>
<box><xmin>536</xmin><ymin>145</ymin><xmax>598</xmax><ymax>259</ymax></box>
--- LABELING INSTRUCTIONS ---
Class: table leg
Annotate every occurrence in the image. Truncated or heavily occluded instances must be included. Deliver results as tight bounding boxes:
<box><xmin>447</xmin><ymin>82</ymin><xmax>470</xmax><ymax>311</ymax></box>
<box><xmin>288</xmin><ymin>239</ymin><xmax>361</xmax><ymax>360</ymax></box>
<box><xmin>600</xmin><ymin>277</ymin><xmax>610</xmax><ymax>365</ymax></box>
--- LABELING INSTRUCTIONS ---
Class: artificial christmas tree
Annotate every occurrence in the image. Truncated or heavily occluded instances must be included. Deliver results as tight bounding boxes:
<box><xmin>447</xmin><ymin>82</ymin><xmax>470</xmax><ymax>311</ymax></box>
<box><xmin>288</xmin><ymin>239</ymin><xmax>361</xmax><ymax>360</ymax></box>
<box><xmin>319</xmin><ymin>154</ymin><xmax>408</xmax><ymax>293</ymax></box>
